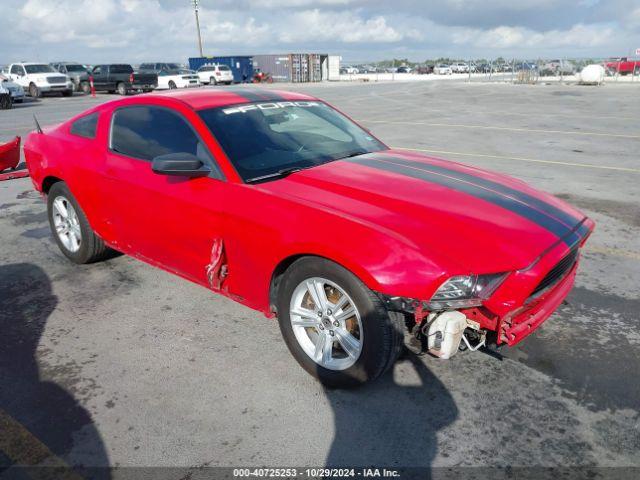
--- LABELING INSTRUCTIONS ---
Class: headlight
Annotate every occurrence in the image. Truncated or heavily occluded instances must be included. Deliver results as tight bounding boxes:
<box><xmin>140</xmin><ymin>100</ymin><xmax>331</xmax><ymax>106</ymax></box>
<box><xmin>37</xmin><ymin>77</ymin><xmax>47</xmax><ymax>84</ymax></box>
<box><xmin>427</xmin><ymin>273</ymin><xmax>507</xmax><ymax>310</ymax></box>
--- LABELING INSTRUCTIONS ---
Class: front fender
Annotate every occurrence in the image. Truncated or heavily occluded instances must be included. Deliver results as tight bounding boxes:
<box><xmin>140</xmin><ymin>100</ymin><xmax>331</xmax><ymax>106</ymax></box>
<box><xmin>223</xmin><ymin>185</ymin><xmax>450</xmax><ymax>314</ymax></box>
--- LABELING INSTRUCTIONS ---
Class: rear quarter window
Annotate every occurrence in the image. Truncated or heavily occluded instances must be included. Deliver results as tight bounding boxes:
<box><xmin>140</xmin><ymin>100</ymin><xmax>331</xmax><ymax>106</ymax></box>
<box><xmin>70</xmin><ymin>112</ymin><xmax>99</xmax><ymax>139</ymax></box>
<box><xmin>110</xmin><ymin>65</ymin><xmax>133</xmax><ymax>74</ymax></box>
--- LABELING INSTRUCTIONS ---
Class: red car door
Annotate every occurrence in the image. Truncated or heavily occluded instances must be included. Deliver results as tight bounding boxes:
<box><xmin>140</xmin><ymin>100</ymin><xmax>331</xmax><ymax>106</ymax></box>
<box><xmin>101</xmin><ymin>104</ymin><xmax>229</xmax><ymax>286</ymax></box>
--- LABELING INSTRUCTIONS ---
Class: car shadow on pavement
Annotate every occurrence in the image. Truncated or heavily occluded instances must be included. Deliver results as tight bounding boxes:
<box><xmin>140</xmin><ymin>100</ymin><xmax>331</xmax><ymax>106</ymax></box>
<box><xmin>323</xmin><ymin>352</ymin><xmax>457</xmax><ymax>475</ymax></box>
<box><xmin>0</xmin><ymin>263</ymin><xmax>111</xmax><ymax>479</ymax></box>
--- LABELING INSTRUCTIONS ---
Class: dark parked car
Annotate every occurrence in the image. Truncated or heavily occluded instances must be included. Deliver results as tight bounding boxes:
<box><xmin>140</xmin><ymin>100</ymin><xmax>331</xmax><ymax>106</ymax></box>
<box><xmin>416</xmin><ymin>65</ymin><xmax>434</xmax><ymax>74</ymax></box>
<box><xmin>90</xmin><ymin>64</ymin><xmax>157</xmax><ymax>95</ymax></box>
<box><xmin>51</xmin><ymin>62</ymin><xmax>90</xmax><ymax>93</ymax></box>
<box><xmin>476</xmin><ymin>63</ymin><xmax>492</xmax><ymax>73</ymax></box>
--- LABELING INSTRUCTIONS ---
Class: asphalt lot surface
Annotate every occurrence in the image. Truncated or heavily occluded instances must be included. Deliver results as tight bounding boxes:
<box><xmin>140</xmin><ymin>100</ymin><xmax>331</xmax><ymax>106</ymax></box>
<box><xmin>1</xmin><ymin>81</ymin><xmax>639</xmax><ymax>478</ymax></box>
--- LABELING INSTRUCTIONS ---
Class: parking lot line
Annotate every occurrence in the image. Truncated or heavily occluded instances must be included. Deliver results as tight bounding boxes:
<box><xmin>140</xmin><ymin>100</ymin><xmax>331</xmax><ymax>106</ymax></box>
<box><xmin>0</xmin><ymin>408</ymin><xmax>83</xmax><ymax>480</ymax></box>
<box><xmin>364</xmin><ymin>119</ymin><xmax>640</xmax><ymax>139</ymax></box>
<box><xmin>393</xmin><ymin>146</ymin><xmax>640</xmax><ymax>173</ymax></box>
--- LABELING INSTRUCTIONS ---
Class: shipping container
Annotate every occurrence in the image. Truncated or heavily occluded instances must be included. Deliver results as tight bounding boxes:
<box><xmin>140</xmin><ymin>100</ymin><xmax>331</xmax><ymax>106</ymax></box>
<box><xmin>252</xmin><ymin>55</ymin><xmax>292</xmax><ymax>82</ymax></box>
<box><xmin>327</xmin><ymin>55</ymin><xmax>341</xmax><ymax>81</ymax></box>
<box><xmin>188</xmin><ymin>56</ymin><xmax>253</xmax><ymax>83</ymax></box>
<box><xmin>252</xmin><ymin>54</ymin><xmax>334</xmax><ymax>82</ymax></box>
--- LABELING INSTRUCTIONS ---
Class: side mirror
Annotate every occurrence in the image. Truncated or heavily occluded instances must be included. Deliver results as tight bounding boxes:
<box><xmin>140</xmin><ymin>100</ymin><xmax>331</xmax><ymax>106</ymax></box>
<box><xmin>151</xmin><ymin>153</ymin><xmax>211</xmax><ymax>178</ymax></box>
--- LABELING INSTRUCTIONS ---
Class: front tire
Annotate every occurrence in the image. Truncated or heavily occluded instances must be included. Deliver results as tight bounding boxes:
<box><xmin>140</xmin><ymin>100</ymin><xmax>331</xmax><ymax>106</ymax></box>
<box><xmin>47</xmin><ymin>182</ymin><xmax>109</xmax><ymax>264</ymax></box>
<box><xmin>29</xmin><ymin>83</ymin><xmax>40</xmax><ymax>98</ymax></box>
<box><xmin>168</xmin><ymin>80</ymin><xmax>177</xmax><ymax>89</ymax></box>
<box><xmin>276</xmin><ymin>257</ymin><xmax>404</xmax><ymax>388</ymax></box>
<box><xmin>0</xmin><ymin>94</ymin><xmax>12</xmax><ymax>110</ymax></box>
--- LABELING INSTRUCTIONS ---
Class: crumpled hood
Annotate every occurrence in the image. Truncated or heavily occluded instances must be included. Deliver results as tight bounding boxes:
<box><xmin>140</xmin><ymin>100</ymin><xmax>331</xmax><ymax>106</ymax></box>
<box><xmin>262</xmin><ymin>150</ymin><xmax>589</xmax><ymax>273</ymax></box>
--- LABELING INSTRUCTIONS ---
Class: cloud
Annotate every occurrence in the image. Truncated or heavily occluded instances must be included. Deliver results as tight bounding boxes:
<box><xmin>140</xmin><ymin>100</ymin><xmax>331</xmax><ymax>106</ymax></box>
<box><xmin>277</xmin><ymin>9</ymin><xmax>420</xmax><ymax>43</ymax></box>
<box><xmin>0</xmin><ymin>0</ymin><xmax>635</xmax><ymax>62</ymax></box>
<box><xmin>452</xmin><ymin>23</ymin><xmax>617</xmax><ymax>50</ymax></box>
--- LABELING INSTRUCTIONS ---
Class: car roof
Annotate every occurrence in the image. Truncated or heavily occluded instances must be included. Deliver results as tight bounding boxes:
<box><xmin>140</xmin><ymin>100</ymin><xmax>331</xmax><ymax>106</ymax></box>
<box><xmin>15</xmin><ymin>62</ymin><xmax>49</xmax><ymax>66</ymax></box>
<box><xmin>145</xmin><ymin>88</ymin><xmax>318</xmax><ymax>110</ymax></box>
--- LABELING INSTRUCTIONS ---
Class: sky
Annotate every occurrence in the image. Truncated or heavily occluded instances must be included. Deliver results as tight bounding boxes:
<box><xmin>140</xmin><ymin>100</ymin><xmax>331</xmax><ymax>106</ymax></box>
<box><xmin>0</xmin><ymin>0</ymin><xmax>639</xmax><ymax>64</ymax></box>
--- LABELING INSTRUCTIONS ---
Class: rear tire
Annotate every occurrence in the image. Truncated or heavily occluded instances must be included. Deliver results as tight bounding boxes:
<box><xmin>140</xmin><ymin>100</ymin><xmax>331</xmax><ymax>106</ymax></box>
<box><xmin>210</xmin><ymin>76</ymin><xmax>217</xmax><ymax>86</ymax></box>
<box><xmin>276</xmin><ymin>257</ymin><xmax>404</xmax><ymax>388</ymax></box>
<box><xmin>80</xmin><ymin>82</ymin><xmax>91</xmax><ymax>94</ymax></box>
<box><xmin>47</xmin><ymin>182</ymin><xmax>109</xmax><ymax>264</ymax></box>
<box><xmin>116</xmin><ymin>82</ymin><xmax>128</xmax><ymax>95</ymax></box>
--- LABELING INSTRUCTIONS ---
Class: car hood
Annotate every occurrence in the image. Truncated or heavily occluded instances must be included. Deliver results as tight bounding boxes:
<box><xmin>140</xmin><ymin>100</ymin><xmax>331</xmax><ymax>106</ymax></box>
<box><xmin>67</xmin><ymin>72</ymin><xmax>89</xmax><ymax>80</ymax></box>
<box><xmin>29</xmin><ymin>72</ymin><xmax>68</xmax><ymax>81</ymax></box>
<box><xmin>1</xmin><ymin>80</ymin><xmax>21</xmax><ymax>90</ymax></box>
<box><xmin>261</xmin><ymin>150</ymin><xmax>589</xmax><ymax>273</ymax></box>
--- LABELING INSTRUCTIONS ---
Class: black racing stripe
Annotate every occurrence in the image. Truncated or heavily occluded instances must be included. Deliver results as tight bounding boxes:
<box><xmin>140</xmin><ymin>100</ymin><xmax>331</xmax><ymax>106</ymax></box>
<box><xmin>575</xmin><ymin>221</ymin><xmax>591</xmax><ymax>240</ymax></box>
<box><xmin>228</xmin><ymin>89</ymin><xmax>287</xmax><ymax>102</ymax></box>
<box><xmin>373</xmin><ymin>154</ymin><xmax>585</xmax><ymax>231</ymax></box>
<box><xmin>349</xmin><ymin>157</ymin><xmax>581</xmax><ymax>246</ymax></box>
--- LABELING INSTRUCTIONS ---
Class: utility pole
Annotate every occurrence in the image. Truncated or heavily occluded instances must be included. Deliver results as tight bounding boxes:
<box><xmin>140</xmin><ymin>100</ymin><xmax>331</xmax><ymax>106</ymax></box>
<box><xmin>193</xmin><ymin>0</ymin><xmax>204</xmax><ymax>57</ymax></box>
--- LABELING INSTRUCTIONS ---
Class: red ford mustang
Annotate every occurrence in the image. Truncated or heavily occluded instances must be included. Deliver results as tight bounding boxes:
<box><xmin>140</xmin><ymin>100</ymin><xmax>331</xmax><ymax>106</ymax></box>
<box><xmin>24</xmin><ymin>89</ymin><xmax>594</xmax><ymax>387</ymax></box>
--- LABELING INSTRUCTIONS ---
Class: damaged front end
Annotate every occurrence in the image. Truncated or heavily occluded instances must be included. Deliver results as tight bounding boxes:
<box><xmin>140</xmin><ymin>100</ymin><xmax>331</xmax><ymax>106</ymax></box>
<box><xmin>380</xmin><ymin>295</ymin><xmax>489</xmax><ymax>359</ymax></box>
<box><xmin>379</xmin><ymin>237</ymin><xmax>589</xmax><ymax>359</ymax></box>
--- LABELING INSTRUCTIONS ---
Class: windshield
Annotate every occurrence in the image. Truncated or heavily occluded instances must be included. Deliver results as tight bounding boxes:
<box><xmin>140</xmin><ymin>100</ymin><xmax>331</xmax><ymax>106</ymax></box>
<box><xmin>25</xmin><ymin>64</ymin><xmax>55</xmax><ymax>74</ymax></box>
<box><xmin>65</xmin><ymin>64</ymin><xmax>87</xmax><ymax>72</ymax></box>
<box><xmin>198</xmin><ymin>101</ymin><xmax>386</xmax><ymax>183</ymax></box>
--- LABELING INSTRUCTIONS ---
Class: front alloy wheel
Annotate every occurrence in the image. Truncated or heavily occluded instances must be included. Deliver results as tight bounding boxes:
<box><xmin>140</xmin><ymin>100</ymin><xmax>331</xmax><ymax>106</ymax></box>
<box><xmin>277</xmin><ymin>257</ymin><xmax>404</xmax><ymax>388</ymax></box>
<box><xmin>290</xmin><ymin>277</ymin><xmax>363</xmax><ymax>371</ymax></box>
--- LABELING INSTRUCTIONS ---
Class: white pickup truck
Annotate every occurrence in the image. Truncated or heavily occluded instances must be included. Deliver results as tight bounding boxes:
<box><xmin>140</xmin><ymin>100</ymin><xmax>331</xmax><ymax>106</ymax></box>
<box><xmin>6</xmin><ymin>63</ymin><xmax>74</xmax><ymax>98</ymax></box>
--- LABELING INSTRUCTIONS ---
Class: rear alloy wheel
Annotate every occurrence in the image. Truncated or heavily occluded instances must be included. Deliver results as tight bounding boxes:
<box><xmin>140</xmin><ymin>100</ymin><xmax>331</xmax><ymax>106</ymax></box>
<box><xmin>116</xmin><ymin>82</ymin><xmax>128</xmax><ymax>95</ymax></box>
<box><xmin>277</xmin><ymin>257</ymin><xmax>404</xmax><ymax>388</ymax></box>
<box><xmin>52</xmin><ymin>196</ymin><xmax>82</xmax><ymax>253</ymax></box>
<box><xmin>168</xmin><ymin>80</ymin><xmax>177</xmax><ymax>89</ymax></box>
<box><xmin>47</xmin><ymin>182</ymin><xmax>110</xmax><ymax>264</ymax></box>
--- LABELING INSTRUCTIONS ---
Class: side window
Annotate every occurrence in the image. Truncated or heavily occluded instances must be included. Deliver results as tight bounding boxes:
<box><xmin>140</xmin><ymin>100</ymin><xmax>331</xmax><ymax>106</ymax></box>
<box><xmin>70</xmin><ymin>112</ymin><xmax>99</xmax><ymax>139</ymax></box>
<box><xmin>110</xmin><ymin>106</ymin><xmax>223</xmax><ymax>178</ymax></box>
<box><xmin>10</xmin><ymin>65</ymin><xmax>22</xmax><ymax>75</ymax></box>
<box><xmin>93</xmin><ymin>66</ymin><xmax>102</xmax><ymax>75</ymax></box>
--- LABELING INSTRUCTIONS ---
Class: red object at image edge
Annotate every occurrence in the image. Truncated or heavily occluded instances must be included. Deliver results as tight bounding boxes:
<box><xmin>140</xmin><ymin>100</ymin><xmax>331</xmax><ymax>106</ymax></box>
<box><xmin>0</xmin><ymin>136</ymin><xmax>21</xmax><ymax>172</ymax></box>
